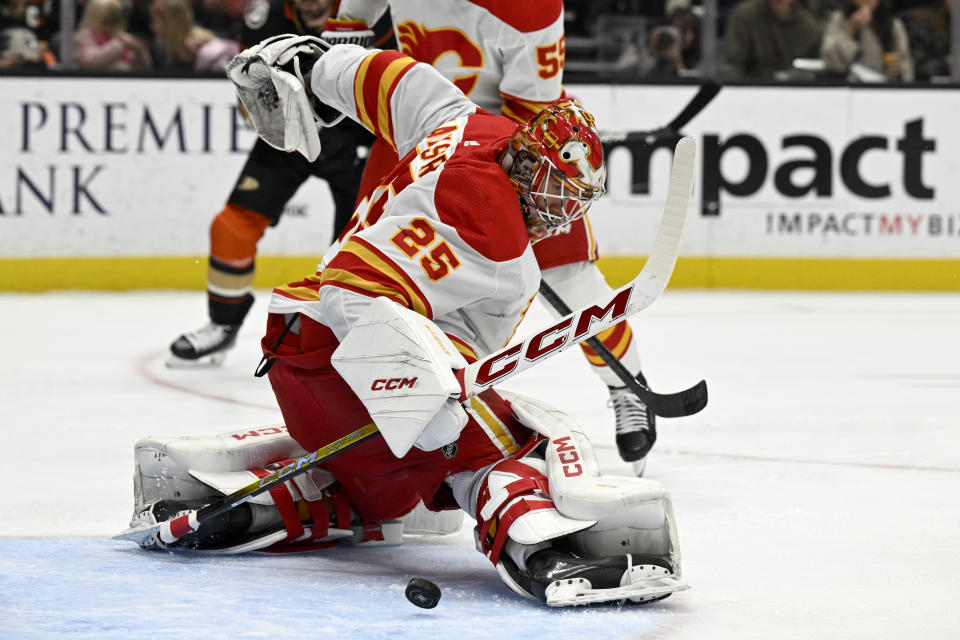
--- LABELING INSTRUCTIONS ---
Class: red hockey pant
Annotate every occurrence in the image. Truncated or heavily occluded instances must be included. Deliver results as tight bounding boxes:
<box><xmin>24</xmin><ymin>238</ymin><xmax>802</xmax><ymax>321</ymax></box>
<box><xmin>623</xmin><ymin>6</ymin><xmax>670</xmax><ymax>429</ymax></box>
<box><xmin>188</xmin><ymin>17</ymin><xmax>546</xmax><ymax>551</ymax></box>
<box><xmin>262</xmin><ymin>312</ymin><xmax>534</xmax><ymax>522</ymax></box>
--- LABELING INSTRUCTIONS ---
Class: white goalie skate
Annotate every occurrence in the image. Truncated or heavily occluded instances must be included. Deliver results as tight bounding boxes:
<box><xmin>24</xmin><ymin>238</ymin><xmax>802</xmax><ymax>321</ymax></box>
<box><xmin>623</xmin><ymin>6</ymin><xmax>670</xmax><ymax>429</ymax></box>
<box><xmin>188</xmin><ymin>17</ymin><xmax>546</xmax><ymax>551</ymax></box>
<box><xmin>540</xmin><ymin>554</ymin><xmax>688</xmax><ymax>606</ymax></box>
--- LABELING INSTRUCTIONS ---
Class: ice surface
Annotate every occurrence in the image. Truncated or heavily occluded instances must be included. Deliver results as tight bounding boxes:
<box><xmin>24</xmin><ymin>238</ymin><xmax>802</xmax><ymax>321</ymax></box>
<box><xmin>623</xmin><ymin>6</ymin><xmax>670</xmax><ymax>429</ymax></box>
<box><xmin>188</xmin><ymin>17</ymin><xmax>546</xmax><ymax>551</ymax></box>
<box><xmin>1</xmin><ymin>290</ymin><xmax>958</xmax><ymax>639</ymax></box>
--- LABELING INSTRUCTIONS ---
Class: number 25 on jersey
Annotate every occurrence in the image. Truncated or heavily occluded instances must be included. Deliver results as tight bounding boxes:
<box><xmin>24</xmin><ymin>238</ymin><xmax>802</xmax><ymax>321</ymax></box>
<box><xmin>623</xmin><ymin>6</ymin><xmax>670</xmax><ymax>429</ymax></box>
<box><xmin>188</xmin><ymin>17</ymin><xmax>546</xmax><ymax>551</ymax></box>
<box><xmin>391</xmin><ymin>218</ymin><xmax>462</xmax><ymax>281</ymax></box>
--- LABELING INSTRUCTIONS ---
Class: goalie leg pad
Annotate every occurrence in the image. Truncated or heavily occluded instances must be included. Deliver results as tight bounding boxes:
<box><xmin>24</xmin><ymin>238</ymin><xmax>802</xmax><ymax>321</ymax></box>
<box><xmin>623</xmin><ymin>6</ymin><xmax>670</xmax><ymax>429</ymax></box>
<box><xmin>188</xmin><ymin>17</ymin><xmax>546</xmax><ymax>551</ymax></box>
<box><xmin>132</xmin><ymin>424</ymin><xmax>309</xmax><ymax>516</ymax></box>
<box><xmin>400</xmin><ymin>501</ymin><xmax>464</xmax><ymax>536</ymax></box>
<box><xmin>503</xmin><ymin>390</ymin><xmax>682</xmax><ymax>572</ymax></box>
<box><xmin>131</xmin><ymin>426</ymin><xmax>400</xmax><ymax>553</ymax></box>
<box><xmin>468</xmin><ymin>391</ymin><xmax>689</xmax><ymax>605</ymax></box>
<box><xmin>445</xmin><ymin>456</ymin><xmax>595</xmax><ymax>567</ymax></box>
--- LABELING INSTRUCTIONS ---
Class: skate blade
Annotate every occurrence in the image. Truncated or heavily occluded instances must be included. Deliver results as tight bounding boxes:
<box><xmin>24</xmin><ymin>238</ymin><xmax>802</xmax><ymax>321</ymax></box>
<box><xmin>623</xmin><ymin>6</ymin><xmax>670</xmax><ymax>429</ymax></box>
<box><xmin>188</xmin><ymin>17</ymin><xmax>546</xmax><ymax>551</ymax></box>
<box><xmin>545</xmin><ymin>575</ymin><xmax>689</xmax><ymax>606</ymax></box>
<box><xmin>165</xmin><ymin>351</ymin><xmax>228</xmax><ymax>369</ymax></box>
<box><xmin>113</xmin><ymin>522</ymin><xmax>162</xmax><ymax>546</ymax></box>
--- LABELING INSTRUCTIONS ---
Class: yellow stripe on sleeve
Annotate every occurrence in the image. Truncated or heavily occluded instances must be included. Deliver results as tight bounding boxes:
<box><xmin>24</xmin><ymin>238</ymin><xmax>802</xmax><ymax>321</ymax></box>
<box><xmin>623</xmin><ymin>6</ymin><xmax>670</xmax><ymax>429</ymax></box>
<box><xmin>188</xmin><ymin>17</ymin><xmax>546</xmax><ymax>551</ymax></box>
<box><xmin>353</xmin><ymin>53</ymin><xmax>377</xmax><ymax>133</ymax></box>
<box><xmin>469</xmin><ymin>396</ymin><xmax>519</xmax><ymax>455</ymax></box>
<box><xmin>274</xmin><ymin>285</ymin><xmax>321</xmax><ymax>301</ymax></box>
<box><xmin>376</xmin><ymin>58</ymin><xmax>416</xmax><ymax>149</ymax></box>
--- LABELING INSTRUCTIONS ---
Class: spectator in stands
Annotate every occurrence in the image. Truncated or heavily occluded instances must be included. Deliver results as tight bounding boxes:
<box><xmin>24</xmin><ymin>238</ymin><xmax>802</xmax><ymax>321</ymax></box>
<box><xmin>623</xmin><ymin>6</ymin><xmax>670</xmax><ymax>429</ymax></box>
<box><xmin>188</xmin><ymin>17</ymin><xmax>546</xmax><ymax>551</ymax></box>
<box><xmin>719</xmin><ymin>0</ymin><xmax>823</xmax><ymax>79</ymax></box>
<box><xmin>0</xmin><ymin>0</ymin><xmax>56</xmax><ymax>67</ymax></box>
<box><xmin>612</xmin><ymin>5</ymin><xmax>702</xmax><ymax>77</ymax></box>
<box><xmin>807</xmin><ymin>0</ymin><xmax>846</xmax><ymax>24</ymax></box>
<box><xmin>192</xmin><ymin>0</ymin><xmax>244</xmax><ymax>41</ymax></box>
<box><xmin>149</xmin><ymin>0</ymin><xmax>238</xmax><ymax>70</ymax></box>
<box><xmin>903</xmin><ymin>0</ymin><xmax>951</xmax><ymax>81</ymax></box>
<box><xmin>821</xmin><ymin>0</ymin><xmax>914</xmax><ymax>81</ymax></box>
<box><xmin>74</xmin><ymin>0</ymin><xmax>152</xmax><ymax>70</ymax></box>
<box><xmin>671</xmin><ymin>6</ymin><xmax>703</xmax><ymax>72</ymax></box>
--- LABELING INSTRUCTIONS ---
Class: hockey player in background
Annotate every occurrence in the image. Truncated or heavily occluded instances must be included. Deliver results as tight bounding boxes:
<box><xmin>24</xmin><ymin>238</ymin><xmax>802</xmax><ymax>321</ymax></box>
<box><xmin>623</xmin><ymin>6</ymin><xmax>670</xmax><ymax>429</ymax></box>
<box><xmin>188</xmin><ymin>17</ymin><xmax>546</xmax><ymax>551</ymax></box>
<box><xmin>323</xmin><ymin>0</ymin><xmax>659</xmax><ymax>475</ymax></box>
<box><xmin>128</xmin><ymin>37</ymin><xmax>687</xmax><ymax>606</ymax></box>
<box><xmin>166</xmin><ymin>0</ymin><xmax>391</xmax><ymax>368</ymax></box>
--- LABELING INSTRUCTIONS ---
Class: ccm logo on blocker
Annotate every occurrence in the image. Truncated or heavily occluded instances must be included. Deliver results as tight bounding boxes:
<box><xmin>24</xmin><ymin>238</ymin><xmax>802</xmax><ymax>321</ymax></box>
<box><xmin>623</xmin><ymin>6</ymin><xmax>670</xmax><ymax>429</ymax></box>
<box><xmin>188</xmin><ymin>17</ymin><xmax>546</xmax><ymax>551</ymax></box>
<box><xmin>371</xmin><ymin>377</ymin><xmax>418</xmax><ymax>391</ymax></box>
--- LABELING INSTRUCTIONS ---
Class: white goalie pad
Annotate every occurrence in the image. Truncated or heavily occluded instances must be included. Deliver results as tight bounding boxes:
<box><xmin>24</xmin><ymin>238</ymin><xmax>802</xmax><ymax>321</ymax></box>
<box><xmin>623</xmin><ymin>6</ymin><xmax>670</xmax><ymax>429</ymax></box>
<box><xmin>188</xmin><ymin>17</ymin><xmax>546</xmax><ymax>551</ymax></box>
<box><xmin>331</xmin><ymin>297</ymin><xmax>469</xmax><ymax>458</ymax></box>
<box><xmin>476</xmin><ymin>456</ymin><xmax>595</xmax><ymax>546</ymax></box>
<box><xmin>132</xmin><ymin>425</ymin><xmax>338</xmax><ymax>512</ymax></box>
<box><xmin>129</xmin><ymin>425</ymin><xmax>412</xmax><ymax>553</ymax></box>
<box><xmin>502</xmin><ymin>391</ymin><xmax>684</xmax><ymax>579</ymax></box>
<box><xmin>400</xmin><ymin>501</ymin><xmax>464</xmax><ymax>536</ymax></box>
<box><xmin>227</xmin><ymin>34</ymin><xmax>335</xmax><ymax>161</ymax></box>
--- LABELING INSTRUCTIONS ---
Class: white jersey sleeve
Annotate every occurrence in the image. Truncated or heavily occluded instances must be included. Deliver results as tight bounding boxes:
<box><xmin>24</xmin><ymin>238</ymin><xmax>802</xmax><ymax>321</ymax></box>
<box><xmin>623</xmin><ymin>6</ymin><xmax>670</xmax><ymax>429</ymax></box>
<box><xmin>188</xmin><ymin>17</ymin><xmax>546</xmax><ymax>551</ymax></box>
<box><xmin>335</xmin><ymin>0</ymin><xmax>389</xmax><ymax>25</ymax></box>
<box><xmin>309</xmin><ymin>44</ymin><xmax>476</xmax><ymax>157</ymax></box>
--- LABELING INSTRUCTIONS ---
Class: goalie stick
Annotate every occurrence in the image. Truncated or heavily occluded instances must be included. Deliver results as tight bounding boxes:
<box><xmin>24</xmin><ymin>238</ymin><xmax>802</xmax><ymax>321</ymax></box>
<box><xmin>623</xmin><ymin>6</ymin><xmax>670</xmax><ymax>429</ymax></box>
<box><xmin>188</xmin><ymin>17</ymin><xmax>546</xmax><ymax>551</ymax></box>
<box><xmin>113</xmin><ymin>137</ymin><xmax>699</xmax><ymax>549</ymax></box>
<box><xmin>665</xmin><ymin>80</ymin><xmax>720</xmax><ymax>133</ymax></box>
<box><xmin>537</xmin><ymin>280</ymin><xmax>706</xmax><ymax>418</ymax></box>
<box><xmin>458</xmin><ymin>137</ymin><xmax>701</xmax><ymax>406</ymax></box>
<box><xmin>599</xmin><ymin>80</ymin><xmax>720</xmax><ymax>149</ymax></box>
<box><xmin>534</xmin><ymin>84</ymin><xmax>719</xmax><ymax>416</ymax></box>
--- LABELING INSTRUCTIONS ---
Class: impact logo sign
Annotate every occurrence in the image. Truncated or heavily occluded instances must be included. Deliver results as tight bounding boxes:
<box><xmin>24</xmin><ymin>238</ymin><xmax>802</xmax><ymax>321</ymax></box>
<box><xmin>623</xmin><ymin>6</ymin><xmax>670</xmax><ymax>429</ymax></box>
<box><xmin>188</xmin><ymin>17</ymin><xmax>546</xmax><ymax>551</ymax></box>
<box><xmin>602</xmin><ymin>119</ymin><xmax>936</xmax><ymax>217</ymax></box>
<box><xmin>699</xmin><ymin>119</ymin><xmax>935</xmax><ymax>217</ymax></box>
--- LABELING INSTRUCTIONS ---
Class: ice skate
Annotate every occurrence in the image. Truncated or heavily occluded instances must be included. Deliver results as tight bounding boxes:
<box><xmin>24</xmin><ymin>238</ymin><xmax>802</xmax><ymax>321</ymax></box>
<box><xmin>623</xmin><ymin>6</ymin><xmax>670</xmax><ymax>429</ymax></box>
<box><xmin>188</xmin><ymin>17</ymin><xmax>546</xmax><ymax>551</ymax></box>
<box><xmin>499</xmin><ymin>547</ymin><xmax>686</xmax><ymax>606</ymax></box>
<box><xmin>167</xmin><ymin>322</ymin><xmax>240</xmax><ymax>368</ymax></box>
<box><xmin>127</xmin><ymin>498</ymin><xmax>256</xmax><ymax>550</ymax></box>
<box><xmin>609</xmin><ymin>373</ymin><xmax>657</xmax><ymax>476</ymax></box>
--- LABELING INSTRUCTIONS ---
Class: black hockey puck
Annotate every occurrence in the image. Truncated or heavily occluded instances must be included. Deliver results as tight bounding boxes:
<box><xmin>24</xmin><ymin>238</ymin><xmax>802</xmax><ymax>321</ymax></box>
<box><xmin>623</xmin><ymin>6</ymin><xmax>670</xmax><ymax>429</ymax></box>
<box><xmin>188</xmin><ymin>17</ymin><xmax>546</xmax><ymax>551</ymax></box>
<box><xmin>405</xmin><ymin>577</ymin><xmax>441</xmax><ymax>609</ymax></box>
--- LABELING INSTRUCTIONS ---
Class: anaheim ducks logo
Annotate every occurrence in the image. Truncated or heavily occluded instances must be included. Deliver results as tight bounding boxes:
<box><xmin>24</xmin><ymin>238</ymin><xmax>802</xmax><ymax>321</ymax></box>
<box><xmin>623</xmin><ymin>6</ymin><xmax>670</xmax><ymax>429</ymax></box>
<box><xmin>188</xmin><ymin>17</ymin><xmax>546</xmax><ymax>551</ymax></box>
<box><xmin>396</xmin><ymin>21</ymin><xmax>483</xmax><ymax>97</ymax></box>
<box><xmin>236</xmin><ymin>176</ymin><xmax>260</xmax><ymax>191</ymax></box>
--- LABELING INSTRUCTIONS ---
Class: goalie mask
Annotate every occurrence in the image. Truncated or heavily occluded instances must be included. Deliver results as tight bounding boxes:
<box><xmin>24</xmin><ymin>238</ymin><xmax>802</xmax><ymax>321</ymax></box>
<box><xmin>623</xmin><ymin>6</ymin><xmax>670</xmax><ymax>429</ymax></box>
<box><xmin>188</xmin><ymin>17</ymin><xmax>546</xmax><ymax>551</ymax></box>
<box><xmin>505</xmin><ymin>99</ymin><xmax>606</xmax><ymax>242</ymax></box>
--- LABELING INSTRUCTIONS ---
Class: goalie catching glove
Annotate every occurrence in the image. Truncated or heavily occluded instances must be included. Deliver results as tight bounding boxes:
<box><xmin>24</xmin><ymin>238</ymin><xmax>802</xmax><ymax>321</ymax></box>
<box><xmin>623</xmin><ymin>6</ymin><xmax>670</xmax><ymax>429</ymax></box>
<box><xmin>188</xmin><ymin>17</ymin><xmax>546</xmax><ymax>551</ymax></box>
<box><xmin>226</xmin><ymin>34</ymin><xmax>344</xmax><ymax>162</ymax></box>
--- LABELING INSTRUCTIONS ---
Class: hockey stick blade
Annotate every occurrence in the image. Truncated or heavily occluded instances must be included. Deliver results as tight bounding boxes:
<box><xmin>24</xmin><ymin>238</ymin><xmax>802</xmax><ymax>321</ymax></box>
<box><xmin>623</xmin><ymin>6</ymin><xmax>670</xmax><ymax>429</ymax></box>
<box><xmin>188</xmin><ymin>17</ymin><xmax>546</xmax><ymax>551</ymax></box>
<box><xmin>460</xmin><ymin>137</ymin><xmax>698</xmax><ymax>400</ymax></box>
<box><xmin>113</xmin><ymin>422</ymin><xmax>380</xmax><ymax>547</ymax></box>
<box><xmin>538</xmin><ymin>280</ymin><xmax>706</xmax><ymax>418</ymax></box>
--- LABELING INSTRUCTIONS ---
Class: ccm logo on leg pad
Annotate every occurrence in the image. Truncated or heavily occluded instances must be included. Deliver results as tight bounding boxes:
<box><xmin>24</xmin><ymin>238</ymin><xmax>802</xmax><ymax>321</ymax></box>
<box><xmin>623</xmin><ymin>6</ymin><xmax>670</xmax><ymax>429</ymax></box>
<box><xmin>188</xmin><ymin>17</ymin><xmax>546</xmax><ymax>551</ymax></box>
<box><xmin>554</xmin><ymin>436</ymin><xmax>584</xmax><ymax>477</ymax></box>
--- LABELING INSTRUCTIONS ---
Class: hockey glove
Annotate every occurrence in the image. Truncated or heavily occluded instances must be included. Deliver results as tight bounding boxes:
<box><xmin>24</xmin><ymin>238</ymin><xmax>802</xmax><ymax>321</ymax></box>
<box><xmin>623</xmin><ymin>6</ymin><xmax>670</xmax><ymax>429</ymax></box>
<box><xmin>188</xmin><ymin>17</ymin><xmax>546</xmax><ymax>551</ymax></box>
<box><xmin>227</xmin><ymin>34</ymin><xmax>344</xmax><ymax>162</ymax></box>
<box><xmin>320</xmin><ymin>18</ymin><xmax>375</xmax><ymax>48</ymax></box>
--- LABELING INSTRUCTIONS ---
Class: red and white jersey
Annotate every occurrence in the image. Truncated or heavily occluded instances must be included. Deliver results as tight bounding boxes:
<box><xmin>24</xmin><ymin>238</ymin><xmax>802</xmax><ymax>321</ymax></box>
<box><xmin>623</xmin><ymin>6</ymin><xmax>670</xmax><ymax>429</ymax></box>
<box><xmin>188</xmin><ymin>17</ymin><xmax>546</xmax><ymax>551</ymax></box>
<box><xmin>267</xmin><ymin>46</ymin><xmax>540</xmax><ymax>359</ymax></box>
<box><xmin>338</xmin><ymin>0</ymin><xmax>566</xmax><ymax>123</ymax></box>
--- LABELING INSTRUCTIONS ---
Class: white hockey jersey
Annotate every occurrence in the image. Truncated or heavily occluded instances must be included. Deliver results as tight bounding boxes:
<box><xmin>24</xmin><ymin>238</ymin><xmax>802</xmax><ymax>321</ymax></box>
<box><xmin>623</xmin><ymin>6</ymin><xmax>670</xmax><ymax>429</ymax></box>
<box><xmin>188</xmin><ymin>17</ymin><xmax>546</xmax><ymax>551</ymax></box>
<box><xmin>337</xmin><ymin>0</ymin><xmax>566</xmax><ymax>123</ymax></box>
<box><xmin>267</xmin><ymin>45</ymin><xmax>540</xmax><ymax>360</ymax></box>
